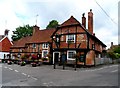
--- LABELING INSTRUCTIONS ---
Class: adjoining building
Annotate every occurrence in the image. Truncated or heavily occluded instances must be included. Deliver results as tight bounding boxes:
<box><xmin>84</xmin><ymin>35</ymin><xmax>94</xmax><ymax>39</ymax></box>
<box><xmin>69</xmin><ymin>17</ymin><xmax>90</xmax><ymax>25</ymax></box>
<box><xmin>0</xmin><ymin>29</ymin><xmax>13</xmax><ymax>60</ymax></box>
<box><xmin>10</xmin><ymin>9</ymin><xmax>107</xmax><ymax>66</ymax></box>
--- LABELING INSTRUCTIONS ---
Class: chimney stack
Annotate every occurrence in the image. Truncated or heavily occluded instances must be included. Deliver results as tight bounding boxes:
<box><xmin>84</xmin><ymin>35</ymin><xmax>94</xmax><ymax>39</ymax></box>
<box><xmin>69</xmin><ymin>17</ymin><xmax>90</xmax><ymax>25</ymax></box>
<box><xmin>33</xmin><ymin>25</ymin><xmax>40</xmax><ymax>35</ymax></box>
<box><xmin>88</xmin><ymin>9</ymin><xmax>93</xmax><ymax>34</ymax></box>
<box><xmin>82</xmin><ymin>13</ymin><xmax>86</xmax><ymax>28</ymax></box>
<box><xmin>4</xmin><ymin>29</ymin><xmax>9</xmax><ymax>36</ymax></box>
<box><xmin>111</xmin><ymin>42</ymin><xmax>113</xmax><ymax>47</ymax></box>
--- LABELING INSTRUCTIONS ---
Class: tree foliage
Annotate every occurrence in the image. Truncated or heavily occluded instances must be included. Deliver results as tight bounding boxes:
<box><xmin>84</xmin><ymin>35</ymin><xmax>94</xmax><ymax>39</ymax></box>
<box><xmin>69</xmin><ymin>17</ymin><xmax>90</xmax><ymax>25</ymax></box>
<box><xmin>46</xmin><ymin>20</ymin><xmax>59</xmax><ymax>29</ymax></box>
<box><xmin>107</xmin><ymin>46</ymin><xmax>120</xmax><ymax>59</ymax></box>
<box><xmin>11</xmin><ymin>25</ymin><xmax>33</xmax><ymax>41</ymax></box>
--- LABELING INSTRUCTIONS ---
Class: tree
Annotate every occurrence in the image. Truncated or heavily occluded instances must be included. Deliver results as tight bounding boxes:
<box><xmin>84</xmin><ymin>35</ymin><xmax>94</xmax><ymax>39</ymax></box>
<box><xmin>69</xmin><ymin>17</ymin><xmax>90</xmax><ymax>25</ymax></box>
<box><xmin>11</xmin><ymin>25</ymin><xmax>33</xmax><ymax>41</ymax></box>
<box><xmin>107</xmin><ymin>45</ymin><xmax>120</xmax><ymax>62</ymax></box>
<box><xmin>46</xmin><ymin>20</ymin><xmax>59</xmax><ymax>29</ymax></box>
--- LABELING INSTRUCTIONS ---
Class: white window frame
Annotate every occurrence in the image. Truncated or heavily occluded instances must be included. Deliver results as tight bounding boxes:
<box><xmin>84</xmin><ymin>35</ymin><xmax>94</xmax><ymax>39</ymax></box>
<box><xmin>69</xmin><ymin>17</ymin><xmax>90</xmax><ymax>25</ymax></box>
<box><xmin>42</xmin><ymin>43</ymin><xmax>49</xmax><ymax>49</ymax></box>
<box><xmin>42</xmin><ymin>50</ymin><xmax>49</xmax><ymax>58</ymax></box>
<box><xmin>67</xmin><ymin>50</ymin><xmax>76</xmax><ymax>60</ymax></box>
<box><xmin>66</xmin><ymin>35</ymin><xmax>76</xmax><ymax>43</ymax></box>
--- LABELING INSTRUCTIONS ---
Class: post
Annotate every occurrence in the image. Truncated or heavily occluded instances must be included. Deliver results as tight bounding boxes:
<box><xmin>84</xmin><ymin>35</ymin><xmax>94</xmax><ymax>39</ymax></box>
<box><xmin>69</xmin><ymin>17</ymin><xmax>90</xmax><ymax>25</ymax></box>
<box><xmin>74</xmin><ymin>57</ymin><xmax>77</xmax><ymax>71</ymax></box>
<box><xmin>63</xmin><ymin>60</ymin><xmax>65</xmax><ymax>70</ymax></box>
<box><xmin>54</xmin><ymin>62</ymin><xmax>56</xmax><ymax>69</ymax></box>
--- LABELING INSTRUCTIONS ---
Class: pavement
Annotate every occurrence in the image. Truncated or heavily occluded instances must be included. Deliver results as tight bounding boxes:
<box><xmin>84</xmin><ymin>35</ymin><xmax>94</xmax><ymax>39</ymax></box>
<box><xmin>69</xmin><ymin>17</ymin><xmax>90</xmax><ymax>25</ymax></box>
<box><xmin>0</xmin><ymin>63</ymin><xmax>119</xmax><ymax>87</ymax></box>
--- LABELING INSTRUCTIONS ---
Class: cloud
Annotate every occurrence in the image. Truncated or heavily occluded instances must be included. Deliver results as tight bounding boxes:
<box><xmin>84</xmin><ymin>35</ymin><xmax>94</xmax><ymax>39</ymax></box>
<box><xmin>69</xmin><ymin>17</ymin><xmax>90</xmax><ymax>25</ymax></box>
<box><xmin>0</xmin><ymin>0</ymin><xmax>119</xmax><ymax>48</ymax></box>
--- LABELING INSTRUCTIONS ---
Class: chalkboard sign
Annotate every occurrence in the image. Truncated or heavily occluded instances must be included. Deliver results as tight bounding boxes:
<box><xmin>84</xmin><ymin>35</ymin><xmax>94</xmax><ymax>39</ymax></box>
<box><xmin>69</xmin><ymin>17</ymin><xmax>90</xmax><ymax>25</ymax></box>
<box><xmin>61</xmin><ymin>54</ymin><xmax>67</xmax><ymax>62</ymax></box>
<box><xmin>79</xmin><ymin>54</ymin><xmax>84</xmax><ymax>62</ymax></box>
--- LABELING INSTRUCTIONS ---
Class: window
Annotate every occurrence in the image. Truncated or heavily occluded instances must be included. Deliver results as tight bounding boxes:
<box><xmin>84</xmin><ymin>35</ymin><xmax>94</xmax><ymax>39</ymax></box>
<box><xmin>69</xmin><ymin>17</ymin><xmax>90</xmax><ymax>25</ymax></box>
<box><xmin>92</xmin><ymin>44</ymin><xmax>95</xmax><ymax>49</ymax></box>
<box><xmin>32</xmin><ymin>43</ymin><xmax>36</xmax><ymax>48</ymax></box>
<box><xmin>66</xmin><ymin>35</ymin><xmax>75</xmax><ymax>43</ymax></box>
<box><xmin>19</xmin><ymin>49</ymin><xmax>22</xmax><ymax>52</ymax></box>
<box><xmin>67</xmin><ymin>51</ymin><xmax>76</xmax><ymax>60</ymax></box>
<box><xmin>42</xmin><ymin>50</ymin><xmax>48</xmax><ymax>58</ymax></box>
<box><xmin>42</xmin><ymin>43</ymin><xmax>49</xmax><ymax>49</ymax></box>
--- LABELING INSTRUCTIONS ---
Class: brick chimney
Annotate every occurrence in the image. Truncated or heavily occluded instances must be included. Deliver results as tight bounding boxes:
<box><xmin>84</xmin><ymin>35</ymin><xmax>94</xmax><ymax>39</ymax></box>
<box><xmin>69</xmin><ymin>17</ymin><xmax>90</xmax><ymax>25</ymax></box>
<box><xmin>33</xmin><ymin>25</ymin><xmax>40</xmax><ymax>35</ymax></box>
<box><xmin>88</xmin><ymin>9</ymin><xmax>93</xmax><ymax>34</ymax></box>
<box><xmin>111</xmin><ymin>42</ymin><xmax>113</xmax><ymax>47</ymax></box>
<box><xmin>82</xmin><ymin>13</ymin><xmax>86</xmax><ymax>28</ymax></box>
<box><xmin>4</xmin><ymin>29</ymin><xmax>9</xmax><ymax>36</ymax></box>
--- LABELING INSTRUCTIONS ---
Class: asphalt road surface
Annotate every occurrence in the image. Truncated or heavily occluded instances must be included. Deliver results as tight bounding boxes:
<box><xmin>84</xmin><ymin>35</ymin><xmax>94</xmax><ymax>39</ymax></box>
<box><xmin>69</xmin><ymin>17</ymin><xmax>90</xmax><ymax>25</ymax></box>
<box><xmin>0</xmin><ymin>63</ymin><xmax>119</xmax><ymax>87</ymax></box>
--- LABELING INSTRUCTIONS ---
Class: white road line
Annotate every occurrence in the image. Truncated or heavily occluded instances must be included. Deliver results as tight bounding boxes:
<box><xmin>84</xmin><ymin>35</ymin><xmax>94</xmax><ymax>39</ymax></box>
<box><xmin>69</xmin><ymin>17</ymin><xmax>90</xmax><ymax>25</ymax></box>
<box><xmin>111</xmin><ymin>70</ymin><xmax>118</xmax><ymax>73</ymax></box>
<box><xmin>14</xmin><ymin>70</ymin><xmax>19</xmax><ymax>72</ymax></box>
<box><xmin>9</xmin><ymin>68</ymin><xmax>13</xmax><ymax>70</ymax></box>
<box><xmin>22</xmin><ymin>73</ymin><xmax>27</xmax><ymax>76</ymax></box>
<box><xmin>4</xmin><ymin>66</ymin><xmax>7</xmax><ymax>68</ymax></box>
<box><xmin>27</xmin><ymin>75</ymin><xmax>30</xmax><ymax>78</ymax></box>
<box><xmin>31</xmin><ymin>77</ymin><xmax>38</xmax><ymax>80</ymax></box>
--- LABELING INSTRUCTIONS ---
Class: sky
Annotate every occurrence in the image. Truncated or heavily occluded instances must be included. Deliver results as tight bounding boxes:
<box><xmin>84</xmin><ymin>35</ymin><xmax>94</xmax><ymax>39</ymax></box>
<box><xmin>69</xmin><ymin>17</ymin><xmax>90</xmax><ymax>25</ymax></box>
<box><xmin>0</xmin><ymin>0</ymin><xmax>119</xmax><ymax>49</ymax></box>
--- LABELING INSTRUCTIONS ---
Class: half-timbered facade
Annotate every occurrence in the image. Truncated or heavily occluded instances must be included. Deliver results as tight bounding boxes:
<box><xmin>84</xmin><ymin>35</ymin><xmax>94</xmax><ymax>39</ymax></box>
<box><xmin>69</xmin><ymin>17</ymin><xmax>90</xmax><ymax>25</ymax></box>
<box><xmin>51</xmin><ymin>9</ymin><xmax>106</xmax><ymax>65</ymax></box>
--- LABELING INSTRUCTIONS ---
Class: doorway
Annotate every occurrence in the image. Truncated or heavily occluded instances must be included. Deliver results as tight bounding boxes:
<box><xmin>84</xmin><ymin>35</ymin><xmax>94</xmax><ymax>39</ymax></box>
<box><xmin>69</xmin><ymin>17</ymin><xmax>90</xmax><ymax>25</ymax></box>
<box><xmin>53</xmin><ymin>52</ymin><xmax>60</xmax><ymax>64</ymax></box>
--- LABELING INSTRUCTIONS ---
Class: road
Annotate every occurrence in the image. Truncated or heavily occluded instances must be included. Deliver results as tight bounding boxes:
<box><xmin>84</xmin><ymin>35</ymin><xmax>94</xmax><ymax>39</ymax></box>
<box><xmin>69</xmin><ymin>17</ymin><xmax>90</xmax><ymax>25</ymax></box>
<box><xmin>0</xmin><ymin>63</ymin><xmax>119</xmax><ymax>87</ymax></box>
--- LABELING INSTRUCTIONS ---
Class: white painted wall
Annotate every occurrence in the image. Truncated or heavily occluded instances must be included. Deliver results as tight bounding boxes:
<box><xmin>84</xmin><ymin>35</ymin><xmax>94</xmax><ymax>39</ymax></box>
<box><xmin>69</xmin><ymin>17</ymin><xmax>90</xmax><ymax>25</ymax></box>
<box><xmin>0</xmin><ymin>52</ymin><xmax>9</xmax><ymax>59</ymax></box>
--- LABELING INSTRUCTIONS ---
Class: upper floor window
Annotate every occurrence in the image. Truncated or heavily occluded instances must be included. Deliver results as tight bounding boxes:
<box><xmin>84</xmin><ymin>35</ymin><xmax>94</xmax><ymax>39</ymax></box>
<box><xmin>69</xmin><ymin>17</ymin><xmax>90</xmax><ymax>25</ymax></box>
<box><xmin>42</xmin><ymin>43</ymin><xmax>49</xmax><ymax>49</ymax></box>
<box><xmin>32</xmin><ymin>43</ymin><xmax>36</xmax><ymax>48</ymax></box>
<box><xmin>66</xmin><ymin>35</ymin><xmax>75</xmax><ymax>43</ymax></box>
<box><xmin>19</xmin><ymin>49</ymin><xmax>22</xmax><ymax>52</ymax></box>
<box><xmin>92</xmin><ymin>44</ymin><xmax>95</xmax><ymax>50</ymax></box>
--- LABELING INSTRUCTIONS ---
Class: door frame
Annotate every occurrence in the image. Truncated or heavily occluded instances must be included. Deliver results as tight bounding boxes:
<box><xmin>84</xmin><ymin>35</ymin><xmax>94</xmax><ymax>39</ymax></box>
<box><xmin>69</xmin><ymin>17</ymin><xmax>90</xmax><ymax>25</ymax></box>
<box><xmin>53</xmin><ymin>52</ymin><xmax>60</xmax><ymax>64</ymax></box>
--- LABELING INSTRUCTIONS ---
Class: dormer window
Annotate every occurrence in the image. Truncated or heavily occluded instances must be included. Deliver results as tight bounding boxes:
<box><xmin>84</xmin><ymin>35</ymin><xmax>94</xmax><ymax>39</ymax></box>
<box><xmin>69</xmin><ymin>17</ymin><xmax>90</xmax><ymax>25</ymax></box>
<box><xmin>32</xmin><ymin>43</ymin><xmax>36</xmax><ymax>48</ymax></box>
<box><xmin>66</xmin><ymin>35</ymin><xmax>75</xmax><ymax>43</ymax></box>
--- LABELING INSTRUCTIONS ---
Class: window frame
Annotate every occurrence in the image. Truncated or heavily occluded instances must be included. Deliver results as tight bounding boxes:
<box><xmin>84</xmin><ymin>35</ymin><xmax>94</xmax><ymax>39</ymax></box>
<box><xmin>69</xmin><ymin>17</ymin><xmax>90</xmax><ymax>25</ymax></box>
<box><xmin>42</xmin><ymin>43</ymin><xmax>49</xmax><ymax>49</ymax></box>
<box><xmin>67</xmin><ymin>50</ymin><xmax>76</xmax><ymax>60</ymax></box>
<box><xmin>32</xmin><ymin>43</ymin><xmax>36</xmax><ymax>48</ymax></box>
<box><xmin>66</xmin><ymin>34</ymin><xmax>76</xmax><ymax>43</ymax></box>
<box><xmin>42</xmin><ymin>50</ymin><xmax>49</xmax><ymax>58</ymax></box>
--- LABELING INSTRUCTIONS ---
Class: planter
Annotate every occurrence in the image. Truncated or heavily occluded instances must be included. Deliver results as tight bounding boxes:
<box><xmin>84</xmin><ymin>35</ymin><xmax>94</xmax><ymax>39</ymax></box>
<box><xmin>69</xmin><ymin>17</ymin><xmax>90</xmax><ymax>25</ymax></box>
<box><xmin>20</xmin><ymin>61</ymin><xmax>26</xmax><ymax>66</ymax></box>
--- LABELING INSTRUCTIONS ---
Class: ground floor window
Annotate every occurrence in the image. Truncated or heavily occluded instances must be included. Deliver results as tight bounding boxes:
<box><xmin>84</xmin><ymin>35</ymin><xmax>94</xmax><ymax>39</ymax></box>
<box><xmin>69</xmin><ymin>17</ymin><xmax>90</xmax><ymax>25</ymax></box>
<box><xmin>42</xmin><ymin>50</ymin><xmax>48</xmax><ymax>58</ymax></box>
<box><xmin>67</xmin><ymin>50</ymin><xmax>76</xmax><ymax>60</ymax></box>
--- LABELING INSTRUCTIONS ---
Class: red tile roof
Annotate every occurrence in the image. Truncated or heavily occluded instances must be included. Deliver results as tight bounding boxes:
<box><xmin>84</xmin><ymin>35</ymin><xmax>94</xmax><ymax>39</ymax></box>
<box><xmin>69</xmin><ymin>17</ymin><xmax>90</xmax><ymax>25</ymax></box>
<box><xmin>28</xmin><ymin>28</ymin><xmax>56</xmax><ymax>44</ymax></box>
<box><xmin>11</xmin><ymin>36</ymin><xmax>31</xmax><ymax>48</ymax></box>
<box><xmin>60</xmin><ymin>16</ymin><xmax>80</xmax><ymax>27</ymax></box>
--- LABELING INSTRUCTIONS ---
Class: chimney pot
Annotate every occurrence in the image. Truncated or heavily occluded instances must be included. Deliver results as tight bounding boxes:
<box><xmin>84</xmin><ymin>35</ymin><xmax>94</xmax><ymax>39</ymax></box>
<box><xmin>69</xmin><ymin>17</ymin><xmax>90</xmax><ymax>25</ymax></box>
<box><xmin>82</xmin><ymin>13</ymin><xmax>86</xmax><ymax>28</ymax></box>
<box><xmin>4</xmin><ymin>29</ymin><xmax>9</xmax><ymax>36</ymax></box>
<box><xmin>111</xmin><ymin>42</ymin><xmax>113</xmax><ymax>47</ymax></box>
<box><xmin>33</xmin><ymin>25</ymin><xmax>40</xmax><ymax>35</ymax></box>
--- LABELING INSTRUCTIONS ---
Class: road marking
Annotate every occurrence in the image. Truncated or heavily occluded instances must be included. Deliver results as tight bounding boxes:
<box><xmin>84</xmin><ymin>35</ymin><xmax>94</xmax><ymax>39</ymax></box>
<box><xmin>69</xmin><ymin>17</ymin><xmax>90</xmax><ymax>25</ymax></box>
<box><xmin>4</xmin><ymin>66</ymin><xmax>7</xmax><ymax>68</ymax></box>
<box><xmin>9</xmin><ymin>68</ymin><xmax>13</xmax><ymax>70</ymax></box>
<box><xmin>27</xmin><ymin>75</ymin><xmax>30</xmax><ymax>78</ymax></box>
<box><xmin>31</xmin><ymin>77</ymin><xmax>38</xmax><ymax>80</ymax></box>
<box><xmin>22</xmin><ymin>73</ymin><xmax>27</xmax><ymax>76</ymax></box>
<box><xmin>14</xmin><ymin>70</ymin><xmax>19</xmax><ymax>72</ymax></box>
<box><xmin>111</xmin><ymin>70</ymin><xmax>118</xmax><ymax>73</ymax></box>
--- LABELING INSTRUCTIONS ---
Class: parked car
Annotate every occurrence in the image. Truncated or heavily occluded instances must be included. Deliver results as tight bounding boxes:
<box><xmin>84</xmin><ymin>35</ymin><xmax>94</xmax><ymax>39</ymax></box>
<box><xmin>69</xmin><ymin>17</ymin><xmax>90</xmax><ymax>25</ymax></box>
<box><xmin>7</xmin><ymin>60</ymin><xmax>13</xmax><ymax>65</ymax></box>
